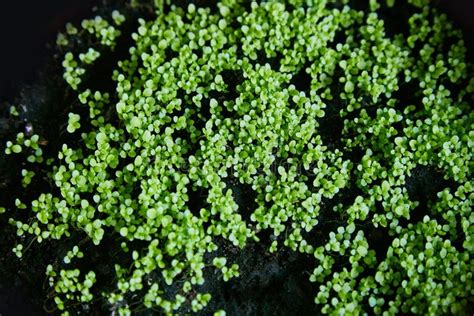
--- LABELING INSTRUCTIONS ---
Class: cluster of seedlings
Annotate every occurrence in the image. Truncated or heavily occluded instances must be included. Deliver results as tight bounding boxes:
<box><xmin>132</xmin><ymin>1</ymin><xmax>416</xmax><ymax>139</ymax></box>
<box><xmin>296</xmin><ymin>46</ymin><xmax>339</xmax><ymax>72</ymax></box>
<box><xmin>1</xmin><ymin>0</ymin><xmax>473</xmax><ymax>314</ymax></box>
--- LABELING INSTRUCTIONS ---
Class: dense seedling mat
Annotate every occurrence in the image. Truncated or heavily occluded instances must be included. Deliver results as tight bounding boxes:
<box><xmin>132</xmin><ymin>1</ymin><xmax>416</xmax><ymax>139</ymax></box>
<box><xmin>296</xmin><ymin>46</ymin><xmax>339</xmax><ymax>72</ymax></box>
<box><xmin>0</xmin><ymin>0</ymin><xmax>473</xmax><ymax>314</ymax></box>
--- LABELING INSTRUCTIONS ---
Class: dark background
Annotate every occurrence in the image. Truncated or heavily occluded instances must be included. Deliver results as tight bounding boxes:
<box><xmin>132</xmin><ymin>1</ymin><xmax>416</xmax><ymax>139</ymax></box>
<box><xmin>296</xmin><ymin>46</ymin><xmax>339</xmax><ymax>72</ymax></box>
<box><xmin>0</xmin><ymin>0</ymin><xmax>99</xmax><ymax>102</ymax></box>
<box><xmin>0</xmin><ymin>0</ymin><xmax>473</xmax><ymax>103</ymax></box>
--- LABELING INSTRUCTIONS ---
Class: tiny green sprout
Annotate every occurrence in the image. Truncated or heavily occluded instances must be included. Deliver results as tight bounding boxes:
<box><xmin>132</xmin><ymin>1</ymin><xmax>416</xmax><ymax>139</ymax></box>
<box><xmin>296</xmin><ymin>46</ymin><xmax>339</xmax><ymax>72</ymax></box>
<box><xmin>112</xmin><ymin>10</ymin><xmax>126</xmax><ymax>25</ymax></box>
<box><xmin>56</xmin><ymin>33</ymin><xmax>69</xmax><ymax>46</ymax></box>
<box><xmin>12</xmin><ymin>144</ymin><xmax>22</xmax><ymax>154</ymax></box>
<box><xmin>191</xmin><ymin>293</ymin><xmax>212</xmax><ymax>312</ymax></box>
<box><xmin>79</xmin><ymin>48</ymin><xmax>101</xmax><ymax>64</ymax></box>
<box><xmin>13</xmin><ymin>244</ymin><xmax>24</xmax><ymax>258</ymax></box>
<box><xmin>212</xmin><ymin>257</ymin><xmax>227</xmax><ymax>269</ymax></box>
<box><xmin>67</xmin><ymin>113</ymin><xmax>81</xmax><ymax>133</ymax></box>
<box><xmin>368</xmin><ymin>296</ymin><xmax>377</xmax><ymax>307</ymax></box>
<box><xmin>21</xmin><ymin>169</ymin><xmax>35</xmax><ymax>188</ymax></box>
<box><xmin>9</xmin><ymin>105</ymin><xmax>19</xmax><ymax>116</ymax></box>
<box><xmin>222</xmin><ymin>264</ymin><xmax>240</xmax><ymax>282</ymax></box>
<box><xmin>66</xmin><ymin>23</ymin><xmax>78</xmax><ymax>35</ymax></box>
<box><xmin>14</xmin><ymin>198</ymin><xmax>26</xmax><ymax>209</ymax></box>
<box><xmin>344</xmin><ymin>81</ymin><xmax>355</xmax><ymax>94</ymax></box>
<box><xmin>119</xmin><ymin>227</ymin><xmax>128</xmax><ymax>237</ymax></box>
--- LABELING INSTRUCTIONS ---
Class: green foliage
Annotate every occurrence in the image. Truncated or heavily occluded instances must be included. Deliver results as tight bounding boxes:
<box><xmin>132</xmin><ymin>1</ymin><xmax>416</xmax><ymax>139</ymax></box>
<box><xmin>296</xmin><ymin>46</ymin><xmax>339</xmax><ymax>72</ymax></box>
<box><xmin>1</xmin><ymin>0</ymin><xmax>473</xmax><ymax>315</ymax></box>
<box><xmin>66</xmin><ymin>113</ymin><xmax>81</xmax><ymax>133</ymax></box>
<box><xmin>9</xmin><ymin>105</ymin><xmax>19</xmax><ymax>116</ymax></box>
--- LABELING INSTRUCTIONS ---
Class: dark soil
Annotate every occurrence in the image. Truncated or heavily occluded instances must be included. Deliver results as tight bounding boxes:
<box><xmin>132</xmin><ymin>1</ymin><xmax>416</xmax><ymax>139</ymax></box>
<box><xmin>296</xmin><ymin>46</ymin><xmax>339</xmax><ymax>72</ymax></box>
<box><xmin>200</xmin><ymin>241</ymin><xmax>319</xmax><ymax>316</ymax></box>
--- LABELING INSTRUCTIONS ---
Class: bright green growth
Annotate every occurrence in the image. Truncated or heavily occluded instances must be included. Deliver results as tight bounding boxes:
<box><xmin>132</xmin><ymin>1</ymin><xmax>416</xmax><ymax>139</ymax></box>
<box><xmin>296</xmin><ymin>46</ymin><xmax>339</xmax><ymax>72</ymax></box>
<box><xmin>5</xmin><ymin>133</ymin><xmax>42</xmax><ymax>164</ymax></box>
<box><xmin>79</xmin><ymin>48</ymin><xmax>101</xmax><ymax>64</ymax></box>
<box><xmin>9</xmin><ymin>105</ymin><xmax>19</xmax><ymax>116</ymax></box>
<box><xmin>1</xmin><ymin>0</ymin><xmax>473</xmax><ymax>315</ymax></box>
<box><xmin>62</xmin><ymin>53</ymin><xmax>84</xmax><ymax>90</ymax></box>
<box><xmin>67</xmin><ymin>113</ymin><xmax>81</xmax><ymax>133</ymax></box>
<box><xmin>21</xmin><ymin>169</ymin><xmax>35</xmax><ymax>188</ymax></box>
<box><xmin>13</xmin><ymin>244</ymin><xmax>23</xmax><ymax>258</ymax></box>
